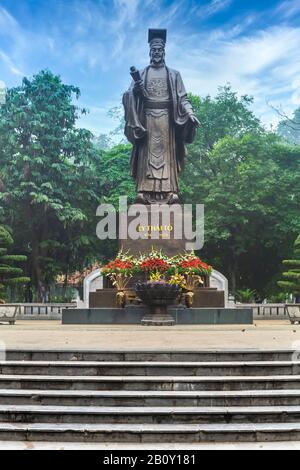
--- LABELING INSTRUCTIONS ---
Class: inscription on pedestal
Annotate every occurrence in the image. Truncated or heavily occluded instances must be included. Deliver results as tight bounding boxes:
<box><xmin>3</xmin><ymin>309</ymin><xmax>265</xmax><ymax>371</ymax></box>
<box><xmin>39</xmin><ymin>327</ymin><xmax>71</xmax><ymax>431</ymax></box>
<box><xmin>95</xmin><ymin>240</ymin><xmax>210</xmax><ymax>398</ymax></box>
<box><xmin>118</xmin><ymin>204</ymin><xmax>193</xmax><ymax>256</ymax></box>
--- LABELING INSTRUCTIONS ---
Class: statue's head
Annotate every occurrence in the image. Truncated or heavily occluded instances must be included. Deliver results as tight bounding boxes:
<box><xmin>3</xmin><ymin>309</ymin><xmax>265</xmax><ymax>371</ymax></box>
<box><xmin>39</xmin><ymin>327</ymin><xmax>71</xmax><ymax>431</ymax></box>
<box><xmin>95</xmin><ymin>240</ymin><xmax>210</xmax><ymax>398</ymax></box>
<box><xmin>148</xmin><ymin>29</ymin><xmax>166</xmax><ymax>66</ymax></box>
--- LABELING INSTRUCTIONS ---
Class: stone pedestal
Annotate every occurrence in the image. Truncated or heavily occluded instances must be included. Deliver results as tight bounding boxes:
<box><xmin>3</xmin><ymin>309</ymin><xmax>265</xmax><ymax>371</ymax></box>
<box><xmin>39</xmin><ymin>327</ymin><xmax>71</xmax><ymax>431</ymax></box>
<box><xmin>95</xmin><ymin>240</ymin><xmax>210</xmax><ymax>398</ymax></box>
<box><xmin>89</xmin><ymin>287</ymin><xmax>225</xmax><ymax>309</ymax></box>
<box><xmin>118</xmin><ymin>203</ymin><xmax>194</xmax><ymax>256</ymax></box>
<box><xmin>83</xmin><ymin>204</ymin><xmax>230</xmax><ymax>313</ymax></box>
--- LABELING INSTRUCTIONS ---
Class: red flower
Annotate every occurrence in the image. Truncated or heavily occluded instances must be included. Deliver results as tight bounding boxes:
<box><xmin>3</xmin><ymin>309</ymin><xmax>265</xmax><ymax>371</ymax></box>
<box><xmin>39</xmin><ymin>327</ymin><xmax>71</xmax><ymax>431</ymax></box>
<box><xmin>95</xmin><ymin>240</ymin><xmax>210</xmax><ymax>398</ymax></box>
<box><xmin>179</xmin><ymin>258</ymin><xmax>211</xmax><ymax>272</ymax></box>
<box><xmin>140</xmin><ymin>257</ymin><xmax>169</xmax><ymax>272</ymax></box>
<box><xmin>102</xmin><ymin>259</ymin><xmax>133</xmax><ymax>272</ymax></box>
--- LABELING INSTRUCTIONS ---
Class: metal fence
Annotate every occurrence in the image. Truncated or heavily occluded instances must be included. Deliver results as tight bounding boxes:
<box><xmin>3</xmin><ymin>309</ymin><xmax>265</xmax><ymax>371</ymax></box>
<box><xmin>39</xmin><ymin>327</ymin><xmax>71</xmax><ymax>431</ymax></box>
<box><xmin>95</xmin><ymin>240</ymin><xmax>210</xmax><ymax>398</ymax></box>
<box><xmin>2</xmin><ymin>303</ymin><xmax>76</xmax><ymax>320</ymax></box>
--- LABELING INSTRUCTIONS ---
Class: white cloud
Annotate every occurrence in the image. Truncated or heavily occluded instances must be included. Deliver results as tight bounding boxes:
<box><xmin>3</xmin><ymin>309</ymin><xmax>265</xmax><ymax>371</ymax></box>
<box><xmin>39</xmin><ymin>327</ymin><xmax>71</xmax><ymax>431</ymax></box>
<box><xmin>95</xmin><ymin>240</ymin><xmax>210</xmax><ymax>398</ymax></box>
<box><xmin>291</xmin><ymin>79</ymin><xmax>300</xmax><ymax>105</ymax></box>
<box><xmin>0</xmin><ymin>50</ymin><xmax>24</xmax><ymax>76</ymax></box>
<box><xmin>193</xmin><ymin>0</ymin><xmax>233</xmax><ymax>18</ymax></box>
<box><xmin>166</xmin><ymin>24</ymin><xmax>300</xmax><ymax>128</ymax></box>
<box><xmin>275</xmin><ymin>0</ymin><xmax>300</xmax><ymax>18</ymax></box>
<box><xmin>1</xmin><ymin>0</ymin><xmax>299</xmax><ymax>134</ymax></box>
<box><xmin>0</xmin><ymin>6</ymin><xmax>55</xmax><ymax>77</ymax></box>
<box><xmin>0</xmin><ymin>6</ymin><xmax>19</xmax><ymax>36</ymax></box>
<box><xmin>112</xmin><ymin>0</ymin><xmax>140</xmax><ymax>28</ymax></box>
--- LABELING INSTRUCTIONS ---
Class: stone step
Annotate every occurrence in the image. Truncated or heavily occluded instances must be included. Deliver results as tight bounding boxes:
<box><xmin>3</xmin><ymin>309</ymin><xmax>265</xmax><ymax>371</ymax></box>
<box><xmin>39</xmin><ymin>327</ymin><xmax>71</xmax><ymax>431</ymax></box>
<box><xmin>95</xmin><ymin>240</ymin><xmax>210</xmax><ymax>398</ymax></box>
<box><xmin>0</xmin><ymin>389</ymin><xmax>299</xmax><ymax>406</ymax></box>
<box><xmin>5</xmin><ymin>349</ymin><xmax>297</xmax><ymax>362</ymax></box>
<box><xmin>1</xmin><ymin>374</ymin><xmax>300</xmax><ymax>391</ymax></box>
<box><xmin>1</xmin><ymin>405</ymin><xmax>300</xmax><ymax>424</ymax></box>
<box><xmin>0</xmin><ymin>422</ymin><xmax>300</xmax><ymax>442</ymax></box>
<box><xmin>1</xmin><ymin>360</ymin><xmax>300</xmax><ymax>376</ymax></box>
<box><xmin>2</xmin><ymin>441</ymin><xmax>300</xmax><ymax>449</ymax></box>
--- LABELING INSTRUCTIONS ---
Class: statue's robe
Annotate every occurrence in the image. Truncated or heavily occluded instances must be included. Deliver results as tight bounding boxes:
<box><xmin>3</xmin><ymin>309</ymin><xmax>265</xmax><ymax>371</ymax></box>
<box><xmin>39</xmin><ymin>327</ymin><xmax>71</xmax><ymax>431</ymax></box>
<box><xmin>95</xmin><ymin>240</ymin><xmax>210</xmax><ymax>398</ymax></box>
<box><xmin>123</xmin><ymin>65</ymin><xmax>196</xmax><ymax>195</ymax></box>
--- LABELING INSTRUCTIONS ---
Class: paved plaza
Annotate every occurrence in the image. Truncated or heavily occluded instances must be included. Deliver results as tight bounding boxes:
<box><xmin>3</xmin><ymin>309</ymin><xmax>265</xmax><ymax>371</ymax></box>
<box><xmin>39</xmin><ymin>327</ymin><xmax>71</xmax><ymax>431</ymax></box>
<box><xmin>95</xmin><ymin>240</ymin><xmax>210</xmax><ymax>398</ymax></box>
<box><xmin>0</xmin><ymin>320</ymin><xmax>300</xmax><ymax>350</ymax></box>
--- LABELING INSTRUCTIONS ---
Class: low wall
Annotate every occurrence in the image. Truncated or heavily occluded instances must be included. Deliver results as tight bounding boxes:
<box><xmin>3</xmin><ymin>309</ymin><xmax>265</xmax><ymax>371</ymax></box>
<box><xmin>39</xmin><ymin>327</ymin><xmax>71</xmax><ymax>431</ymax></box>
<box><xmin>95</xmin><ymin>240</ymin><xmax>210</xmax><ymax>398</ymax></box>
<box><xmin>62</xmin><ymin>307</ymin><xmax>253</xmax><ymax>325</ymax></box>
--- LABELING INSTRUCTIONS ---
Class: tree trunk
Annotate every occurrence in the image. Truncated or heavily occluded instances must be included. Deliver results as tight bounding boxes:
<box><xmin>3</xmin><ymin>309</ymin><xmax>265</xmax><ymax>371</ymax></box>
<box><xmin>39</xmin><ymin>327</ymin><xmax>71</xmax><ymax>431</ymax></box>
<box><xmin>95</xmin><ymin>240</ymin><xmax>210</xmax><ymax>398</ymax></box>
<box><xmin>228</xmin><ymin>259</ymin><xmax>238</xmax><ymax>295</ymax></box>
<box><xmin>31</xmin><ymin>238</ymin><xmax>45</xmax><ymax>302</ymax></box>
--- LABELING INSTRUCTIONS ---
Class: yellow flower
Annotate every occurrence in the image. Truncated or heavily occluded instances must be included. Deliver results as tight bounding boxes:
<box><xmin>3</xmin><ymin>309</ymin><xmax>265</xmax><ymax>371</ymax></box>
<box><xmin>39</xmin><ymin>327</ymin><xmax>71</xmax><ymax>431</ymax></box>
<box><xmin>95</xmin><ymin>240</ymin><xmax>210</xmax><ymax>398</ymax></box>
<box><xmin>149</xmin><ymin>272</ymin><xmax>163</xmax><ymax>281</ymax></box>
<box><xmin>169</xmin><ymin>274</ymin><xmax>186</xmax><ymax>289</ymax></box>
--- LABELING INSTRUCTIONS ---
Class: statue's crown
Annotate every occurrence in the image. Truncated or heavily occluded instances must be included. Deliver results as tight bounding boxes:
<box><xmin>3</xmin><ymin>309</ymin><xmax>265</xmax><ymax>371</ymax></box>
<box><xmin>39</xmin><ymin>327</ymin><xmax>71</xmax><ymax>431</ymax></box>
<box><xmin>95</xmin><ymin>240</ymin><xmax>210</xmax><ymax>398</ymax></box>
<box><xmin>148</xmin><ymin>29</ymin><xmax>167</xmax><ymax>46</ymax></box>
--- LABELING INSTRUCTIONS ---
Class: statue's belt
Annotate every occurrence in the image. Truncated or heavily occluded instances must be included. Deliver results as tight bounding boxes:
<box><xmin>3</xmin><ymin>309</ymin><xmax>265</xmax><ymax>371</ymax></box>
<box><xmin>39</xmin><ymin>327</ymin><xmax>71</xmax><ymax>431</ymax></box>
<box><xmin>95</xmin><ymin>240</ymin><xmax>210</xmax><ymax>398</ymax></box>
<box><xmin>144</xmin><ymin>100</ymin><xmax>172</xmax><ymax>109</ymax></box>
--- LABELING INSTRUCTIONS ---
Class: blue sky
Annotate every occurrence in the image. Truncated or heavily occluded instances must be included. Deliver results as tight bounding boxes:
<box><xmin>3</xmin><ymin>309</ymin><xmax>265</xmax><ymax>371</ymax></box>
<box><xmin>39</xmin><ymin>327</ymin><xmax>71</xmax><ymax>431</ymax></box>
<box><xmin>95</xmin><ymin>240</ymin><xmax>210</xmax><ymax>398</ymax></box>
<box><xmin>0</xmin><ymin>0</ymin><xmax>300</xmax><ymax>136</ymax></box>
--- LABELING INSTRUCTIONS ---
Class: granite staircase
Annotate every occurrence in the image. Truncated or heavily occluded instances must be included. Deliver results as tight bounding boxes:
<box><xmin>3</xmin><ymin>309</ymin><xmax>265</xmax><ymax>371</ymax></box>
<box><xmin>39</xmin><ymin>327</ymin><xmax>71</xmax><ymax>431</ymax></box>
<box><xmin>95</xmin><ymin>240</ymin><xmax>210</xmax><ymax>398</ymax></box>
<box><xmin>0</xmin><ymin>350</ymin><xmax>300</xmax><ymax>443</ymax></box>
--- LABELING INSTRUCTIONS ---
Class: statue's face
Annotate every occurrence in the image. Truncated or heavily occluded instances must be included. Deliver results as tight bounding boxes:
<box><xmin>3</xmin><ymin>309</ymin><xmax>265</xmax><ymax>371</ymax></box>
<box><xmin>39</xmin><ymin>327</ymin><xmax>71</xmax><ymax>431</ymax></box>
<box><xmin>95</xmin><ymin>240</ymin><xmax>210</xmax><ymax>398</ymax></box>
<box><xmin>150</xmin><ymin>44</ymin><xmax>165</xmax><ymax>65</ymax></box>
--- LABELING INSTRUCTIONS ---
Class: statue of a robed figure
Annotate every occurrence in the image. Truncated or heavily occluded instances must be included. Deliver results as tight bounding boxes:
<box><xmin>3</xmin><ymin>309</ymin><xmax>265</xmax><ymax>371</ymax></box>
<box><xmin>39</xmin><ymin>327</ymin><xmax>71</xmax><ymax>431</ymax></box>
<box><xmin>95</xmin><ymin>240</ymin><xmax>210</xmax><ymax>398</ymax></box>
<box><xmin>123</xmin><ymin>29</ymin><xmax>200</xmax><ymax>204</ymax></box>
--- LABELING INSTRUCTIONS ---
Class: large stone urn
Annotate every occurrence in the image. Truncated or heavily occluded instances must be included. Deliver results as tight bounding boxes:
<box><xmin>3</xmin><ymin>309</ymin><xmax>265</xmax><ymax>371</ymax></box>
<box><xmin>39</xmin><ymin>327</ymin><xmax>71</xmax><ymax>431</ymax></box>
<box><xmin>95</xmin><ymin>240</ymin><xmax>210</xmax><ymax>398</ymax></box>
<box><xmin>135</xmin><ymin>281</ymin><xmax>181</xmax><ymax>326</ymax></box>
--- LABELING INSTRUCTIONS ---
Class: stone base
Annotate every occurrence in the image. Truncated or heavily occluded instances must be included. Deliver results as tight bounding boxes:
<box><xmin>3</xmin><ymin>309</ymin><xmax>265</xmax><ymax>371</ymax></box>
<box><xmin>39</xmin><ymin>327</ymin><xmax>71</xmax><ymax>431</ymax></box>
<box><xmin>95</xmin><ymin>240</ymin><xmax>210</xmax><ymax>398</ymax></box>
<box><xmin>89</xmin><ymin>288</ymin><xmax>225</xmax><ymax>309</ymax></box>
<box><xmin>62</xmin><ymin>306</ymin><xmax>253</xmax><ymax>325</ymax></box>
<box><xmin>141</xmin><ymin>312</ymin><xmax>176</xmax><ymax>326</ymax></box>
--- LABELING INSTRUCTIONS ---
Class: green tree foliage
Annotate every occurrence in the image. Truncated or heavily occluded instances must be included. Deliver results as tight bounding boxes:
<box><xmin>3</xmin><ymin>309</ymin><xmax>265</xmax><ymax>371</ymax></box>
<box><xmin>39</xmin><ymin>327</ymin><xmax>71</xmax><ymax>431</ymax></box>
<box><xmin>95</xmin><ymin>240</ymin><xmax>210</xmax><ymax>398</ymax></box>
<box><xmin>0</xmin><ymin>226</ymin><xmax>29</xmax><ymax>302</ymax></box>
<box><xmin>180</xmin><ymin>86</ymin><xmax>300</xmax><ymax>296</ymax></box>
<box><xmin>278</xmin><ymin>235</ymin><xmax>300</xmax><ymax>302</ymax></box>
<box><xmin>277</xmin><ymin>108</ymin><xmax>300</xmax><ymax>145</ymax></box>
<box><xmin>0</xmin><ymin>70</ymin><xmax>102</xmax><ymax>301</ymax></box>
<box><xmin>188</xmin><ymin>85</ymin><xmax>261</xmax><ymax>151</ymax></box>
<box><xmin>235</xmin><ymin>288</ymin><xmax>257</xmax><ymax>303</ymax></box>
<box><xmin>191</xmin><ymin>134</ymin><xmax>300</xmax><ymax>296</ymax></box>
<box><xmin>98</xmin><ymin>144</ymin><xmax>135</xmax><ymax>206</ymax></box>
<box><xmin>1</xmin><ymin>74</ymin><xmax>300</xmax><ymax>301</ymax></box>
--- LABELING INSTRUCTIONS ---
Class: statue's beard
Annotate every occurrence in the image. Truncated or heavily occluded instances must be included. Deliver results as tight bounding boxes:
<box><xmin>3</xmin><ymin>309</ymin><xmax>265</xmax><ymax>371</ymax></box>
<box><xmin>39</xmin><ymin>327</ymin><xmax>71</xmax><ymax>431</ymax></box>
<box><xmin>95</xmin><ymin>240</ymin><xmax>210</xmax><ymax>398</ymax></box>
<box><xmin>150</xmin><ymin>56</ymin><xmax>165</xmax><ymax>66</ymax></box>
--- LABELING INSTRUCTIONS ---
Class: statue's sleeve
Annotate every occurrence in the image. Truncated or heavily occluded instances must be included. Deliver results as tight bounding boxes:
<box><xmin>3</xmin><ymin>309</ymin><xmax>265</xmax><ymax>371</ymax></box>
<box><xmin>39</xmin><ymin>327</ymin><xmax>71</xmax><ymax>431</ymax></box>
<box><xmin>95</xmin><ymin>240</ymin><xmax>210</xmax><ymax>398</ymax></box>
<box><xmin>175</xmin><ymin>72</ymin><xmax>197</xmax><ymax>144</ymax></box>
<box><xmin>176</xmin><ymin>73</ymin><xmax>195</xmax><ymax>119</ymax></box>
<box><xmin>122</xmin><ymin>82</ymin><xmax>147</xmax><ymax>144</ymax></box>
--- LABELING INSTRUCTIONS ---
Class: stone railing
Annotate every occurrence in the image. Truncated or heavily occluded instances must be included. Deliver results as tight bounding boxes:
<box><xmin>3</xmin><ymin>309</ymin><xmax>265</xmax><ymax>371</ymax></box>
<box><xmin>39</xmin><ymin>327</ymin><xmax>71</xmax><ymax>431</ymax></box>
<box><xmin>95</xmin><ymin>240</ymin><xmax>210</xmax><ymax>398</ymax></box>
<box><xmin>1</xmin><ymin>302</ymin><xmax>292</xmax><ymax>321</ymax></box>
<box><xmin>236</xmin><ymin>303</ymin><xmax>287</xmax><ymax>319</ymax></box>
<box><xmin>3</xmin><ymin>303</ymin><xmax>76</xmax><ymax>320</ymax></box>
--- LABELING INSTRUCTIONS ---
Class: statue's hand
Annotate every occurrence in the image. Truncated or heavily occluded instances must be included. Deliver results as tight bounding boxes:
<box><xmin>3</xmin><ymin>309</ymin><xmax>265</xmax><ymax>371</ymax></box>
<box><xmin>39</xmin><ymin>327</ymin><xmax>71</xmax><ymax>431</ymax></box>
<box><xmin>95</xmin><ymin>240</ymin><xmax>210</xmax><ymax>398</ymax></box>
<box><xmin>189</xmin><ymin>115</ymin><xmax>200</xmax><ymax>127</ymax></box>
<box><xmin>133</xmin><ymin>80</ymin><xmax>145</xmax><ymax>96</ymax></box>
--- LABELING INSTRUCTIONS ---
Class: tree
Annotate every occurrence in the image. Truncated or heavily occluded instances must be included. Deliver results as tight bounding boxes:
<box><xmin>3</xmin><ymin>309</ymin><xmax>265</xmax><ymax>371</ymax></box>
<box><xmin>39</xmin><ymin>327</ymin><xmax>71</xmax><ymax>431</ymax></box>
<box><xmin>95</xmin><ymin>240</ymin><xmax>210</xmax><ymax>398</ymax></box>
<box><xmin>278</xmin><ymin>235</ymin><xmax>300</xmax><ymax>302</ymax></box>
<box><xmin>93</xmin><ymin>134</ymin><xmax>113</xmax><ymax>150</ymax></box>
<box><xmin>98</xmin><ymin>144</ymin><xmax>135</xmax><ymax>206</ymax></box>
<box><xmin>277</xmin><ymin>108</ymin><xmax>300</xmax><ymax>145</ymax></box>
<box><xmin>182</xmin><ymin>130</ymin><xmax>300</xmax><ymax>296</ymax></box>
<box><xmin>181</xmin><ymin>86</ymin><xmax>263</xmax><ymax>204</ymax></box>
<box><xmin>0</xmin><ymin>226</ymin><xmax>29</xmax><ymax>302</ymax></box>
<box><xmin>188</xmin><ymin>85</ymin><xmax>261</xmax><ymax>152</ymax></box>
<box><xmin>0</xmin><ymin>70</ymin><xmax>101</xmax><ymax>301</ymax></box>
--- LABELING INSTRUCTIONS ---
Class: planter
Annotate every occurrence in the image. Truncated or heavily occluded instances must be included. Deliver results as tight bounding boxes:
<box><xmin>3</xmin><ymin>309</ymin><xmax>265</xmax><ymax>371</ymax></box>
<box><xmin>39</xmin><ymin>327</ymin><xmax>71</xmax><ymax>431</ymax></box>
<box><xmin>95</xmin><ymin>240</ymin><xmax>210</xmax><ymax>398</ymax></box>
<box><xmin>184</xmin><ymin>291</ymin><xmax>194</xmax><ymax>308</ymax></box>
<box><xmin>135</xmin><ymin>281</ymin><xmax>181</xmax><ymax>326</ymax></box>
<box><xmin>116</xmin><ymin>289</ymin><xmax>136</xmax><ymax>308</ymax></box>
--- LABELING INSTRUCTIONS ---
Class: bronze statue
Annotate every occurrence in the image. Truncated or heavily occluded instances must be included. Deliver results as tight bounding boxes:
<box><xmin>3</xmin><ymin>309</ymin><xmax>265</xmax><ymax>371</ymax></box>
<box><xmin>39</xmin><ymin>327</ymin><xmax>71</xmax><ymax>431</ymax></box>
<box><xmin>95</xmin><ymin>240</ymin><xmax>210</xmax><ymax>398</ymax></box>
<box><xmin>123</xmin><ymin>29</ymin><xmax>200</xmax><ymax>204</ymax></box>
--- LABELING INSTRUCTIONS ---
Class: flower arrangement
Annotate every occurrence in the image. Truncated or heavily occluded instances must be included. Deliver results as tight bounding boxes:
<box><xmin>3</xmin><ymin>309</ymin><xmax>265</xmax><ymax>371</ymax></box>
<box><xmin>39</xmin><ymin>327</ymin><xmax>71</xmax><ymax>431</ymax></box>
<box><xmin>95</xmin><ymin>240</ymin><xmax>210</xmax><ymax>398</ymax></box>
<box><xmin>101</xmin><ymin>251</ymin><xmax>137</xmax><ymax>291</ymax></box>
<box><xmin>101</xmin><ymin>249</ymin><xmax>212</xmax><ymax>308</ymax></box>
<box><xmin>176</xmin><ymin>251</ymin><xmax>212</xmax><ymax>276</ymax></box>
<box><xmin>102</xmin><ymin>249</ymin><xmax>211</xmax><ymax>283</ymax></box>
<box><xmin>139</xmin><ymin>249</ymin><xmax>171</xmax><ymax>276</ymax></box>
